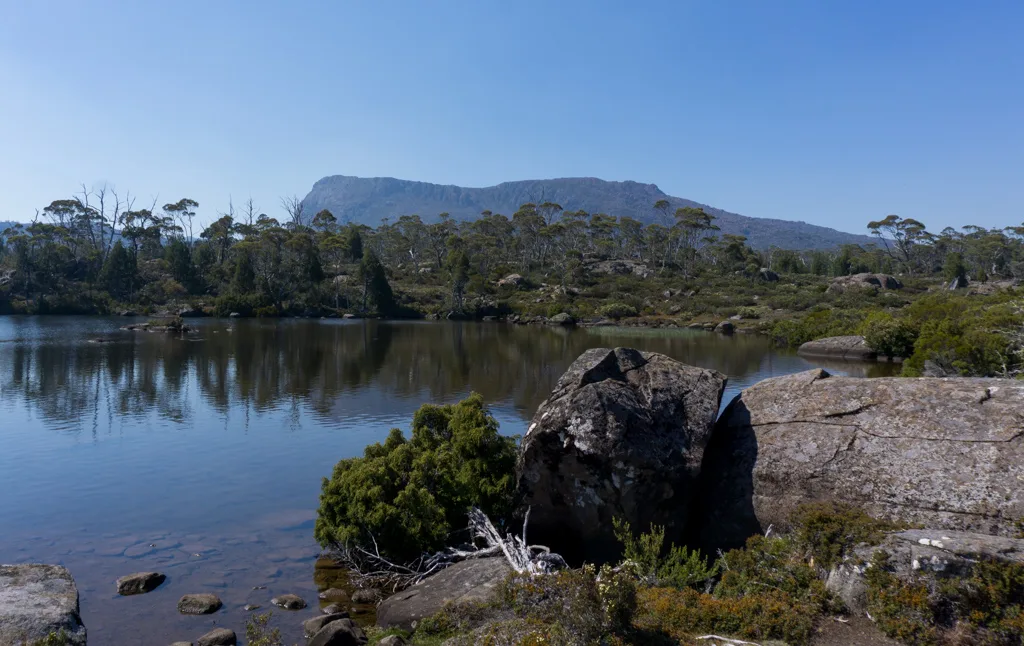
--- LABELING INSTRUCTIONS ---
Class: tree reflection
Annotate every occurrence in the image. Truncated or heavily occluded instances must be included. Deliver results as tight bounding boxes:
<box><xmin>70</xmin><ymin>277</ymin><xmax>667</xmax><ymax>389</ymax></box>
<box><xmin>0</xmin><ymin>320</ymin><xmax>898</xmax><ymax>433</ymax></box>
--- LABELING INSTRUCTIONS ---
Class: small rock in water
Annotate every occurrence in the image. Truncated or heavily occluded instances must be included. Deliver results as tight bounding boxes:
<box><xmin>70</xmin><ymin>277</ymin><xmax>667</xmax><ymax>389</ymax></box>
<box><xmin>308</xmin><ymin>619</ymin><xmax>366</xmax><ymax>646</ymax></box>
<box><xmin>303</xmin><ymin>613</ymin><xmax>350</xmax><ymax>638</ymax></box>
<box><xmin>196</xmin><ymin>627</ymin><xmax>236</xmax><ymax>646</ymax></box>
<box><xmin>350</xmin><ymin>587</ymin><xmax>380</xmax><ymax>604</ymax></box>
<box><xmin>270</xmin><ymin>593</ymin><xmax>307</xmax><ymax>610</ymax></box>
<box><xmin>243</xmin><ymin>604</ymin><xmax>260</xmax><ymax>611</ymax></box>
<box><xmin>169</xmin><ymin>642</ymin><xmax>193</xmax><ymax>646</ymax></box>
<box><xmin>319</xmin><ymin>587</ymin><xmax>349</xmax><ymax>601</ymax></box>
<box><xmin>321</xmin><ymin>603</ymin><xmax>345</xmax><ymax>615</ymax></box>
<box><xmin>177</xmin><ymin>593</ymin><xmax>223</xmax><ymax>615</ymax></box>
<box><xmin>116</xmin><ymin>571</ymin><xmax>166</xmax><ymax>595</ymax></box>
<box><xmin>252</xmin><ymin>585</ymin><xmax>267</xmax><ymax>590</ymax></box>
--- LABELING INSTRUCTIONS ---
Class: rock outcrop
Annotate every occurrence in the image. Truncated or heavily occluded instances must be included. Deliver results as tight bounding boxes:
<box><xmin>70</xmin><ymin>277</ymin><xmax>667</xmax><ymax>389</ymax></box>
<box><xmin>376</xmin><ymin>558</ymin><xmax>510</xmax><ymax>631</ymax></box>
<box><xmin>826</xmin><ymin>272</ymin><xmax>903</xmax><ymax>294</ymax></box>
<box><xmin>694</xmin><ymin>369</ymin><xmax>1024</xmax><ymax>552</ymax></box>
<box><xmin>797</xmin><ymin>335</ymin><xmax>878</xmax><ymax>361</ymax></box>
<box><xmin>826</xmin><ymin>529</ymin><xmax>1024</xmax><ymax>614</ymax></box>
<box><xmin>517</xmin><ymin>347</ymin><xmax>727</xmax><ymax>563</ymax></box>
<box><xmin>0</xmin><ymin>564</ymin><xmax>87</xmax><ymax>646</ymax></box>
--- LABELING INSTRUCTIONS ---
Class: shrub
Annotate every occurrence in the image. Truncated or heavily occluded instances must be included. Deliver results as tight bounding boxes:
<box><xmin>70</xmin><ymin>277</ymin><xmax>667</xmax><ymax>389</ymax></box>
<box><xmin>865</xmin><ymin>550</ymin><xmax>1024</xmax><ymax>645</ymax></box>
<box><xmin>498</xmin><ymin>565</ymin><xmax>637</xmax><ymax>642</ymax></box>
<box><xmin>613</xmin><ymin>519</ymin><xmax>718</xmax><ymax>590</ymax></box>
<box><xmin>315</xmin><ymin>394</ymin><xmax>518</xmax><ymax>561</ymax></box>
<box><xmin>790</xmin><ymin>501</ymin><xmax>898</xmax><ymax>570</ymax></box>
<box><xmin>769</xmin><ymin>308</ymin><xmax>868</xmax><ymax>347</ymax></box>
<box><xmin>245</xmin><ymin>612</ymin><xmax>283</xmax><ymax>646</ymax></box>
<box><xmin>597</xmin><ymin>302</ymin><xmax>639</xmax><ymax>320</ymax></box>
<box><xmin>857</xmin><ymin>311</ymin><xmax>918</xmax><ymax>359</ymax></box>
<box><xmin>900</xmin><ymin>296</ymin><xmax>1024</xmax><ymax>376</ymax></box>
<box><xmin>714</xmin><ymin>535</ymin><xmax>832</xmax><ymax>613</ymax></box>
<box><xmin>635</xmin><ymin>586</ymin><xmax>817</xmax><ymax>645</ymax></box>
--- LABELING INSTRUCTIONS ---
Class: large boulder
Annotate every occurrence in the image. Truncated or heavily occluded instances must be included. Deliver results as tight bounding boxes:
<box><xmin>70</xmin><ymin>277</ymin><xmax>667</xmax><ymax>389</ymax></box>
<box><xmin>376</xmin><ymin>558</ymin><xmax>509</xmax><ymax>631</ymax></box>
<box><xmin>517</xmin><ymin>348</ymin><xmax>727</xmax><ymax>563</ymax></box>
<box><xmin>694</xmin><ymin>369</ymin><xmax>1024</xmax><ymax>553</ymax></box>
<box><xmin>0</xmin><ymin>564</ymin><xmax>87</xmax><ymax>646</ymax></box>
<box><xmin>797</xmin><ymin>335</ymin><xmax>878</xmax><ymax>361</ymax></box>
<box><xmin>826</xmin><ymin>273</ymin><xmax>903</xmax><ymax>294</ymax></box>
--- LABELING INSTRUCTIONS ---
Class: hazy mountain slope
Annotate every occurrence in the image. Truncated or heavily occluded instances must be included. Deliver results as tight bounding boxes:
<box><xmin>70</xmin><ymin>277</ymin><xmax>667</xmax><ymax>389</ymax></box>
<box><xmin>303</xmin><ymin>176</ymin><xmax>877</xmax><ymax>249</ymax></box>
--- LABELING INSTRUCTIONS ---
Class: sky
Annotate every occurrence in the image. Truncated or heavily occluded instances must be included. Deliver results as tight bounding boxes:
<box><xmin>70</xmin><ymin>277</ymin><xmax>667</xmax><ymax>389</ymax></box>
<box><xmin>1</xmin><ymin>1</ymin><xmax>1022</xmax><ymax>234</ymax></box>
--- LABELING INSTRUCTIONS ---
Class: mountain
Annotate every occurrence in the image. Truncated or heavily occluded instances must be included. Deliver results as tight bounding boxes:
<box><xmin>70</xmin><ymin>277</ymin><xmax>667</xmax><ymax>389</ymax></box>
<box><xmin>305</xmin><ymin>176</ymin><xmax>876</xmax><ymax>250</ymax></box>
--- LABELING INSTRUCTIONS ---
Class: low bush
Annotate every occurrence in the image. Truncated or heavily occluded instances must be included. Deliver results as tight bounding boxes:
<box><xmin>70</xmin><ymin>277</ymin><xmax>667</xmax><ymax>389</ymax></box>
<box><xmin>790</xmin><ymin>501</ymin><xmax>899</xmax><ymax>570</ymax></box>
<box><xmin>613</xmin><ymin>519</ymin><xmax>718</xmax><ymax>590</ymax></box>
<box><xmin>857</xmin><ymin>311</ymin><xmax>918</xmax><ymax>359</ymax></box>
<box><xmin>315</xmin><ymin>393</ymin><xmax>518</xmax><ymax>561</ymax></box>
<box><xmin>865</xmin><ymin>550</ymin><xmax>1024</xmax><ymax>645</ymax></box>
<box><xmin>769</xmin><ymin>307</ymin><xmax>868</xmax><ymax>346</ymax></box>
<box><xmin>635</xmin><ymin>586</ymin><xmax>817</xmax><ymax>645</ymax></box>
<box><xmin>597</xmin><ymin>302</ymin><xmax>639</xmax><ymax>320</ymax></box>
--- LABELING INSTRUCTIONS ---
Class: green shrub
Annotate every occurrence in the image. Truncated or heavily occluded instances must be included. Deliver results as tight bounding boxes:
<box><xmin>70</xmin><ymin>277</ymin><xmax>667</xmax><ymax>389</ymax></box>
<box><xmin>714</xmin><ymin>535</ymin><xmax>832</xmax><ymax>613</ymax></box>
<box><xmin>635</xmin><ymin>586</ymin><xmax>817</xmax><ymax>645</ymax></box>
<box><xmin>498</xmin><ymin>565</ymin><xmax>637</xmax><ymax>642</ymax></box>
<box><xmin>245</xmin><ymin>612</ymin><xmax>283</xmax><ymax>646</ymax></box>
<box><xmin>894</xmin><ymin>294</ymin><xmax>1023</xmax><ymax>376</ymax></box>
<box><xmin>596</xmin><ymin>302</ymin><xmax>639</xmax><ymax>320</ymax></box>
<box><xmin>769</xmin><ymin>308</ymin><xmax>868</xmax><ymax>347</ymax></box>
<box><xmin>613</xmin><ymin>518</ymin><xmax>718</xmax><ymax>590</ymax></box>
<box><xmin>857</xmin><ymin>311</ymin><xmax>918</xmax><ymax>359</ymax></box>
<box><xmin>790</xmin><ymin>501</ymin><xmax>898</xmax><ymax>570</ymax></box>
<box><xmin>865</xmin><ymin>550</ymin><xmax>1024</xmax><ymax>645</ymax></box>
<box><xmin>315</xmin><ymin>394</ymin><xmax>518</xmax><ymax>561</ymax></box>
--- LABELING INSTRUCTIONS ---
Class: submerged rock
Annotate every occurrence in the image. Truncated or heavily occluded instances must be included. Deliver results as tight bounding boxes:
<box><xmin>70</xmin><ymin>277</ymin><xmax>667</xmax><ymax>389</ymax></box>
<box><xmin>517</xmin><ymin>347</ymin><xmax>727</xmax><ymax>564</ymax></box>
<box><xmin>196</xmin><ymin>627</ymin><xmax>236</xmax><ymax>646</ymax></box>
<box><xmin>115</xmin><ymin>571</ymin><xmax>165</xmax><ymax>595</ymax></box>
<box><xmin>349</xmin><ymin>588</ymin><xmax>380</xmax><ymax>604</ymax></box>
<box><xmin>0</xmin><ymin>564</ymin><xmax>87</xmax><ymax>646</ymax></box>
<box><xmin>694</xmin><ymin>369</ymin><xmax>1024</xmax><ymax>553</ymax></box>
<box><xmin>797</xmin><ymin>335</ymin><xmax>878</xmax><ymax>361</ymax></box>
<box><xmin>308</xmin><ymin>617</ymin><xmax>367</xmax><ymax>646</ymax></box>
<box><xmin>270</xmin><ymin>593</ymin><xmax>306</xmax><ymax>610</ymax></box>
<box><xmin>319</xmin><ymin>588</ymin><xmax>349</xmax><ymax>601</ymax></box>
<box><xmin>376</xmin><ymin>558</ymin><xmax>510</xmax><ymax>631</ymax></box>
<box><xmin>304</xmin><ymin>612</ymin><xmax>350</xmax><ymax>638</ymax></box>
<box><xmin>177</xmin><ymin>593</ymin><xmax>222</xmax><ymax>615</ymax></box>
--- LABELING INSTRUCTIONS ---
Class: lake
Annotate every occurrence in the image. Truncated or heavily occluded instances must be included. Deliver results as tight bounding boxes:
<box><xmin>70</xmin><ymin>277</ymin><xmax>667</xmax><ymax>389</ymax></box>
<box><xmin>0</xmin><ymin>317</ymin><xmax>896</xmax><ymax>643</ymax></box>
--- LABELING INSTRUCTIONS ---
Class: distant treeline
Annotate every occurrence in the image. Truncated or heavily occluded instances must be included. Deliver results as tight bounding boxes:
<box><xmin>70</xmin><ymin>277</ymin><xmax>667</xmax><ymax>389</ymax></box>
<box><xmin>0</xmin><ymin>186</ymin><xmax>1020</xmax><ymax>315</ymax></box>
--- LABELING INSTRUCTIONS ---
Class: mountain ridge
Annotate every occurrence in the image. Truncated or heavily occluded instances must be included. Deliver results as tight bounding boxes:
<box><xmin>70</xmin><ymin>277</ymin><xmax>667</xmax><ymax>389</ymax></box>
<box><xmin>300</xmin><ymin>175</ymin><xmax>877</xmax><ymax>250</ymax></box>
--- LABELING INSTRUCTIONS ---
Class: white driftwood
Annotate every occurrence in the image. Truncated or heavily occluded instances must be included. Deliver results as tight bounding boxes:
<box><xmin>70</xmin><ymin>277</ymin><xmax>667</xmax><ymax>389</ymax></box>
<box><xmin>696</xmin><ymin>636</ymin><xmax>763</xmax><ymax>646</ymax></box>
<box><xmin>328</xmin><ymin>506</ymin><xmax>565</xmax><ymax>592</ymax></box>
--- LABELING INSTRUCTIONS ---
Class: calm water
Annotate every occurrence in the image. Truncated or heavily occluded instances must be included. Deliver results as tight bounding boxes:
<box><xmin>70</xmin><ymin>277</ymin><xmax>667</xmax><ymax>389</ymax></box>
<box><xmin>0</xmin><ymin>317</ymin><xmax>896</xmax><ymax>643</ymax></box>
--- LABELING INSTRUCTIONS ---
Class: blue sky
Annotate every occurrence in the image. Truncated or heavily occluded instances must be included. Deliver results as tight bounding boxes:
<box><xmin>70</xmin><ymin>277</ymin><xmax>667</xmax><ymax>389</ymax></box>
<box><xmin>1</xmin><ymin>0</ymin><xmax>1021</xmax><ymax>234</ymax></box>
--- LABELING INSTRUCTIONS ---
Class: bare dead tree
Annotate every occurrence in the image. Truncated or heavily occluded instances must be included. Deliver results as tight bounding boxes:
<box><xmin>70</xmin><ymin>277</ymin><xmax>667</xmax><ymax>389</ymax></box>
<box><xmin>281</xmin><ymin>195</ymin><xmax>304</xmax><ymax>227</ymax></box>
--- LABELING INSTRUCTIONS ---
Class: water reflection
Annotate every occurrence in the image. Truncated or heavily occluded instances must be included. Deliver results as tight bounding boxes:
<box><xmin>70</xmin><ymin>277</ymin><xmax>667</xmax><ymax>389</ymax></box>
<box><xmin>0</xmin><ymin>318</ymin><xmax>897</xmax><ymax>433</ymax></box>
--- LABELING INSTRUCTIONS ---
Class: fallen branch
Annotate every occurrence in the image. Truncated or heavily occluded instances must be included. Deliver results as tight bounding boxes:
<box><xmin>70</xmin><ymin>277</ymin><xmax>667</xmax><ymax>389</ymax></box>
<box><xmin>326</xmin><ymin>506</ymin><xmax>565</xmax><ymax>592</ymax></box>
<box><xmin>696</xmin><ymin>636</ymin><xmax>763</xmax><ymax>646</ymax></box>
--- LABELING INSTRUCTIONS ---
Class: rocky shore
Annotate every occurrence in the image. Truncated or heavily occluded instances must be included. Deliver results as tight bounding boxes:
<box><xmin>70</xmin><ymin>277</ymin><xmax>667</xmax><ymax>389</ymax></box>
<box><xmin>5</xmin><ymin>347</ymin><xmax>1020</xmax><ymax>644</ymax></box>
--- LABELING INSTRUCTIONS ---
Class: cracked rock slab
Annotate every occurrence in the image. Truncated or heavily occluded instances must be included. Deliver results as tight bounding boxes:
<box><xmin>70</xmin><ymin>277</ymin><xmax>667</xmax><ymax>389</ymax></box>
<box><xmin>517</xmin><ymin>347</ymin><xmax>727</xmax><ymax>564</ymax></box>
<box><xmin>694</xmin><ymin>369</ymin><xmax>1024</xmax><ymax>552</ymax></box>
